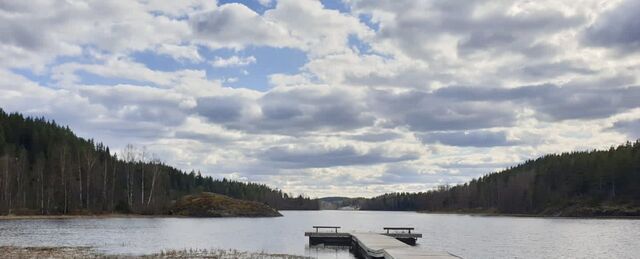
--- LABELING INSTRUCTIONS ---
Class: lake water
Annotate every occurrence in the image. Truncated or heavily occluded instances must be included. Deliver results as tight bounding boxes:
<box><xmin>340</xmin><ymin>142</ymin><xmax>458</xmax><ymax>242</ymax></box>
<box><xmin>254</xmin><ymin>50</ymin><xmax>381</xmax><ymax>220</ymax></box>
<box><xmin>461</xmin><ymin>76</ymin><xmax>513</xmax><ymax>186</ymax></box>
<box><xmin>0</xmin><ymin>210</ymin><xmax>639</xmax><ymax>258</ymax></box>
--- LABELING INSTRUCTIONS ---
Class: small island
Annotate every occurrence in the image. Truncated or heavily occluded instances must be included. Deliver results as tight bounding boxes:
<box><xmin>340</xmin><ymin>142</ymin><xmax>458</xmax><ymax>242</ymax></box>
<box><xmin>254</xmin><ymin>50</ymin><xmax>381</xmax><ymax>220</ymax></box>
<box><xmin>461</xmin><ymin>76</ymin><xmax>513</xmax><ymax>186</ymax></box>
<box><xmin>171</xmin><ymin>192</ymin><xmax>282</xmax><ymax>217</ymax></box>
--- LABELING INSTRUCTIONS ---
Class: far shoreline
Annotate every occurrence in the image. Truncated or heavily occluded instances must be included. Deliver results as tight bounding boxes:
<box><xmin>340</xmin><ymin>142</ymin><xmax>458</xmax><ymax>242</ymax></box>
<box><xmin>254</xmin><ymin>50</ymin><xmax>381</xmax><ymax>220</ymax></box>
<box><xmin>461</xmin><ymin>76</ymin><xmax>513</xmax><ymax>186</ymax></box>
<box><xmin>414</xmin><ymin>210</ymin><xmax>640</xmax><ymax>220</ymax></box>
<box><xmin>0</xmin><ymin>213</ymin><xmax>285</xmax><ymax>220</ymax></box>
<box><xmin>0</xmin><ymin>214</ymin><xmax>188</xmax><ymax>220</ymax></box>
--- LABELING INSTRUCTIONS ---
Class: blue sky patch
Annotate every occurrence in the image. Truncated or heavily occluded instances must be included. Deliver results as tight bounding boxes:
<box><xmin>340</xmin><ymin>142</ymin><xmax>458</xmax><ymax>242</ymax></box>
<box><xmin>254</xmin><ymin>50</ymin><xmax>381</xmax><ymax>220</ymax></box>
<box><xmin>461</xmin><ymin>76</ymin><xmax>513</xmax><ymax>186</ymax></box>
<box><xmin>359</xmin><ymin>13</ymin><xmax>380</xmax><ymax>31</ymax></box>
<box><xmin>202</xmin><ymin>46</ymin><xmax>308</xmax><ymax>91</ymax></box>
<box><xmin>218</xmin><ymin>0</ymin><xmax>275</xmax><ymax>14</ymax></box>
<box><xmin>349</xmin><ymin>35</ymin><xmax>372</xmax><ymax>54</ymax></box>
<box><xmin>320</xmin><ymin>0</ymin><xmax>350</xmax><ymax>13</ymax></box>
<box><xmin>75</xmin><ymin>70</ymin><xmax>153</xmax><ymax>86</ymax></box>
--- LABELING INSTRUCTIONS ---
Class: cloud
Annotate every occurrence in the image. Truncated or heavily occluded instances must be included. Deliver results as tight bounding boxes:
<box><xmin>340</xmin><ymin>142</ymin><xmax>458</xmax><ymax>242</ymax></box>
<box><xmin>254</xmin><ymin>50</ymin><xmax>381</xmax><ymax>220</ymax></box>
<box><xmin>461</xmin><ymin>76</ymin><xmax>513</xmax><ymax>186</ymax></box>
<box><xmin>195</xmin><ymin>94</ymin><xmax>256</xmax><ymax>123</ymax></box>
<box><xmin>211</xmin><ymin>56</ymin><xmax>257</xmax><ymax>67</ymax></box>
<box><xmin>195</xmin><ymin>85</ymin><xmax>375</xmax><ymax>134</ymax></box>
<box><xmin>515</xmin><ymin>61</ymin><xmax>595</xmax><ymax>80</ymax></box>
<box><xmin>349</xmin><ymin>131</ymin><xmax>403</xmax><ymax>142</ymax></box>
<box><xmin>0</xmin><ymin>0</ymin><xmax>190</xmax><ymax>69</ymax></box>
<box><xmin>259</xmin><ymin>145</ymin><xmax>419</xmax><ymax>168</ymax></box>
<box><xmin>257</xmin><ymin>0</ymin><xmax>273</xmax><ymax>7</ymax></box>
<box><xmin>76</xmin><ymin>84</ymin><xmax>195</xmax><ymax>126</ymax></box>
<box><xmin>378</xmin><ymin>164</ymin><xmax>466</xmax><ymax>185</ymax></box>
<box><xmin>264</xmin><ymin>0</ymin><xmax>373</xmax><ymax>56</ymax></box>
<box><xmin>370</xmin><ymin>89</ymin><xmax>517</xmax><ymax>131</ymax></box>
<box><xmin>155</xmin><ymin>44</ymin><xmax>203</xmax><ymax>62</ymax></box>
<box><xmin>2</xmin><ymin>0</ymin><xmax>640</xmax><ymax>197</ymax></box>
<box><xmin>189</xmin><ymin>0</ymin><xmax>372</xmax><ymax>56</ymax></box>
<box><xmin>190</xmin><ymin>3</ymin><xmax>294</xmax><ymax>49</ymax></box>
<box><xmin>434</xmin><ymin>83</ymin><xmax>640</xmax><ymax>121</ymax></box>
<box><xmin>419</xmin><ymin>130</ymin><xmax>520</xmax><ymax>147</ymax></box>
<box><xmin>348</xmin><ymin>0</ymin><xmax>584</xmax><ymax>60</ymax></box>
<box><xmin>583</xmin><ymin>0</ymin><xmax>640</xmax><ymax>52</ymax></box>
<box><xmin>609</xmin><ymin>119</ymin><xmax>640</xmax><ymax>140</ymax></box>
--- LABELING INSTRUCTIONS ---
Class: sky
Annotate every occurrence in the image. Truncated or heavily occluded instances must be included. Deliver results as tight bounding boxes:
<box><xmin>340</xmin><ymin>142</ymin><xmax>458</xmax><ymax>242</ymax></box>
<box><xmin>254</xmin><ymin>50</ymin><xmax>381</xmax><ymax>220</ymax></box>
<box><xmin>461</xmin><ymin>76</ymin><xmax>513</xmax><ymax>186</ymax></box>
<box><xmin>1</xmin><ymin>0</ymin><xmax>640</xmax><ymax>198</ymax></box>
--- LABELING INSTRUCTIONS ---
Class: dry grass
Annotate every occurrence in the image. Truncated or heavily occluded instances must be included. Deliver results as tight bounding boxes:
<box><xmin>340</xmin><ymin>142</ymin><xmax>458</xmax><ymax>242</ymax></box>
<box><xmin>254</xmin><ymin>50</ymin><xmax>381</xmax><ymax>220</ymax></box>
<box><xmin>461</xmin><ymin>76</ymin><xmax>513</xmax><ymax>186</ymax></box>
<box><xmin>0</xmin><ymin>246</ymin><xmax>98</xmax><ymax>258</ymax></box>
<box><xmin>149</xmin><ymin>248</ymin><xmax>312</xmax><ymax>259</ymax></box>
<box><xmin>0</xmin><ymin>247</ymin><xmax>311</xmax><ymax>259</ymax></box>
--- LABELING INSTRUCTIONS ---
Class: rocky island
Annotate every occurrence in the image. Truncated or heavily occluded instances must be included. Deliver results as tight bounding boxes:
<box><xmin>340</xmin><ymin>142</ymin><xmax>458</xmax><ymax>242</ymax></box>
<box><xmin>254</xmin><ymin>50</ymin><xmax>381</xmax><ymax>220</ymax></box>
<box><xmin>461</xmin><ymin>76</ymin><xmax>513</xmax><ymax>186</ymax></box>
<box><xmin>171</xmin><ymin>192</ymin><xmax>282</xmax><ymax>217</ymax></box>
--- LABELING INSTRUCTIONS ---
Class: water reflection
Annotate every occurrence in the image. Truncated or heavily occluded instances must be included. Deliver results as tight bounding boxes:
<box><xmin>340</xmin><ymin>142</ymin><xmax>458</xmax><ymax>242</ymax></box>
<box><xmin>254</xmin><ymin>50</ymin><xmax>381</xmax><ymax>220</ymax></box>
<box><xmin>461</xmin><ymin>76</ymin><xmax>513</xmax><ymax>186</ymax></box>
<box><xmin>305</xmin><ymin>245</ymin><xmax>351</xmax><ymax>259</ymax></box>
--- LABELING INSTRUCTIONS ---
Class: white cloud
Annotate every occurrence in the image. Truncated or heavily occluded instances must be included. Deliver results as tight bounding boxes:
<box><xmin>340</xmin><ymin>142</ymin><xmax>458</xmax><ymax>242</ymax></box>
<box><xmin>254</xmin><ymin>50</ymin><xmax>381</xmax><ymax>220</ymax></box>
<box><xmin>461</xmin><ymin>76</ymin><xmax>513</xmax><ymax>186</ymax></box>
<box><xmin>1</xmin><ymin>0</ymin><xmax>639</xmax><ymax>197</ymax></box>
<box><xmin>257</xmin><ymin>0</ymin><xmax>273</xmax><ymax>7</ymax></box>
<box><xmin>211</xmin><ymin>56</ymin><xmax>257</xmax><ymax>67</ymax></box>
<box><xmin>190</xmin><ymin>3</ymin><xmax>295</xmax><ymax>49</ymax></box>
<box><xmin>156</xmin><ymin>44</ymin><xmax>203</xmax><ymax>62</ymax></box>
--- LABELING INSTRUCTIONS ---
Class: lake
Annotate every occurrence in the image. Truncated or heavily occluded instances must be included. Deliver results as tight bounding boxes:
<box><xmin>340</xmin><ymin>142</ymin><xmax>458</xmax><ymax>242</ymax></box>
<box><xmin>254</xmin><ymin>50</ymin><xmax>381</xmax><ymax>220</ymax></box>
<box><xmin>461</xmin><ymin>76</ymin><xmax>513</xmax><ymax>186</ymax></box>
<box><xmin>0</xmin><ymin>210</ymin><xmax>638</xmax><ymax>258</ymax></box>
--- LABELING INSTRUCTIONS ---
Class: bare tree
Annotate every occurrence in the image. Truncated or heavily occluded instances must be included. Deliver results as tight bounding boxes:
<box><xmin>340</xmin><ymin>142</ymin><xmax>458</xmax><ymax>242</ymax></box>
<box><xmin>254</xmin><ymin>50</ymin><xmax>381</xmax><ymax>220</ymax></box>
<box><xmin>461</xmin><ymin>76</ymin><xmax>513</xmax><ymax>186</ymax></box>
<box><xmin>111</xmin><ymin>156</ymin><xmax>116</xmax><ymax>211</ymax></box>
<box><xmin>76</xmin><ymin>151</ymin><xmax>82</xmax><ymax>210</ymax></box>
<box><xmin>102</xmin><ymin>154</ymin><xmax>108</xmax><ymax>211</ymax></box>
<box><xmin>147</xmin><ymin>156</ymin><xmax>160</xmax><ymax>207</ymax></box>
<box><xmin>60</xmin><ymin>145</ymin><xmax>68</xmax><ymax>214</ymax></box>
<box><xmin>1</xmin><ymin>155</ymin><xmax>7</xmax><ymax>213</ymax></box>
<box><xmin>83</xmin><ymin>148</ymin><xmax>97</xmax><ymax>209</ymax></box>
<box><xmin>140</xmin><ymin>146</ymin><xmax>147</xmax><ymax>207</ymax></box>
<box><xmin>121</xmin><ymin>144</ymin><xmax>137</xmax><ymax>209</ymax></box>
<box><xmin>34</xmin><ymin>154</ymin><xmax>45</xmax><ymax>214</ymax></box>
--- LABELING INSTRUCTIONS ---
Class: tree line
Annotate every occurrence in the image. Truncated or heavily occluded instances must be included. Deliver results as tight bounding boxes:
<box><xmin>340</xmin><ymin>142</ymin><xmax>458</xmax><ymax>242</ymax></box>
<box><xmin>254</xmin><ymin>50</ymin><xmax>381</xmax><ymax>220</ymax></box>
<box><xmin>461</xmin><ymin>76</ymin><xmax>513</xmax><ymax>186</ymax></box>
<box><xmin>0</xmin><ymin>109</ymin><xmax>317</xmax><ymax>215</ymax></box>
<box><xmin>361</xmin><ymin>141</ymin><xmax>640</xmax><ymax>215</ymax></box>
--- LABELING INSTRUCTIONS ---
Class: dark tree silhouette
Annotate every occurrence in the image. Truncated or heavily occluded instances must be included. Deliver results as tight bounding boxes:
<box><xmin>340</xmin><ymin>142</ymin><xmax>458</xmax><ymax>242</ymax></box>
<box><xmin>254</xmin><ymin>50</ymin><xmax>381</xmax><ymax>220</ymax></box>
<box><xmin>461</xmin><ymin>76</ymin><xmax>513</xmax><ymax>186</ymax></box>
<box><xmin>0</xmin><ymin>108</ymin><xmax>318</xmax><ymax>215</ymax></box>
<box><xmin>361</xmin><ymin>141</ymin><xmax>640</xmax><ymax>216</ymax></box>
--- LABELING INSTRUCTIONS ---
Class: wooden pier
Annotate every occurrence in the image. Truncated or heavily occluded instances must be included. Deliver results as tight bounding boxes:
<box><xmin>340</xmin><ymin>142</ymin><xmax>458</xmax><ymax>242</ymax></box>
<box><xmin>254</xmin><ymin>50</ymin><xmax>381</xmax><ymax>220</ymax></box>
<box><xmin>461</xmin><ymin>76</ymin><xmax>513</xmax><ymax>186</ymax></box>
<box><xmin>305</xmin><ymin>226</ymin><xmax>459</xmax><ymax>259</ymax></box>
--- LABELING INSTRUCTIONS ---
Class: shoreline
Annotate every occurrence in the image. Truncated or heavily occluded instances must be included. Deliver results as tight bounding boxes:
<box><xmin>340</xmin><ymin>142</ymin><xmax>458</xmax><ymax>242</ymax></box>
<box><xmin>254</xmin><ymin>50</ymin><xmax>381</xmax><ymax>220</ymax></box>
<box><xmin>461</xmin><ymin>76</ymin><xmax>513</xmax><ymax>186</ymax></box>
<box><xmin>415</xmin><ymin>210</ymin><xmax>640</xmax><ymax>220</ymax></box>
<box><xmin>0</xmin><ymin>214</ymin><xmax>189</xmax><ymax>220</ymax></box>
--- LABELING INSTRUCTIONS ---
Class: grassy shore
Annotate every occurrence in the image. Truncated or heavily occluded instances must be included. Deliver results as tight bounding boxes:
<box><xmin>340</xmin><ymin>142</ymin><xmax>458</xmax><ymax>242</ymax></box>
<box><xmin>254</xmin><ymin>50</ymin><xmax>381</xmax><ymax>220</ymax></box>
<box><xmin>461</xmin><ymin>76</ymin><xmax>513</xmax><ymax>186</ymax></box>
<box><xmin>0</xmin><ymin>246</ymin><xmax>311</xmax><ymax>259</ymax></box>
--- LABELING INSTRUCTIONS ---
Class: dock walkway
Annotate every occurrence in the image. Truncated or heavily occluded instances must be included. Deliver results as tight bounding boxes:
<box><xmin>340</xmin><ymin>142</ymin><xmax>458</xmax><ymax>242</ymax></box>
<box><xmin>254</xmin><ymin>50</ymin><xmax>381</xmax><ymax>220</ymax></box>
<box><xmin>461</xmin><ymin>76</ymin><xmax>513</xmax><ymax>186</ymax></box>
<box><xmin>305</xmin><ymin>226</ymin><xmax>460</xmax><ymax>259</ymax></box>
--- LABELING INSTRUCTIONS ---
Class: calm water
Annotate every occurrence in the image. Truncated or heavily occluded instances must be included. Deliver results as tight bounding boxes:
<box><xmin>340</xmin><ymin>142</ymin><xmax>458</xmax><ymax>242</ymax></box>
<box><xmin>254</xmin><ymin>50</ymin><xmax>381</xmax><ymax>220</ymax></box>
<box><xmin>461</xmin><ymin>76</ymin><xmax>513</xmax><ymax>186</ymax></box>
<box><xmin>0</xmin><ymin>211</ymin><xmax>639</xmax><ymax>258</ymax></box>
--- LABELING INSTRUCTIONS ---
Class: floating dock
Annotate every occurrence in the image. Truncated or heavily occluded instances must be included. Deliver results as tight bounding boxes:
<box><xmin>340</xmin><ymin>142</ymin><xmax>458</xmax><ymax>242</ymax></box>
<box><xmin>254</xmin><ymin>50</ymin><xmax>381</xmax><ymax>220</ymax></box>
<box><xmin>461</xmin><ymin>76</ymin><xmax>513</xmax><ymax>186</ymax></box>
<box><xmin>305</xmin><ymin>226</ymin><xmax>460</xmax><ymax>259</ymax></box>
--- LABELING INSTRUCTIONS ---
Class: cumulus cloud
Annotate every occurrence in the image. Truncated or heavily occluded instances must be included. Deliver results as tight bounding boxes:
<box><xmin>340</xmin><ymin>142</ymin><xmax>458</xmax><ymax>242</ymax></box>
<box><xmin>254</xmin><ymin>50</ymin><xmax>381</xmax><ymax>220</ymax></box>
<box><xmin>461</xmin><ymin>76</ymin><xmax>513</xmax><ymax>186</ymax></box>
<box><xmin>1</xmin><ymin>0</ymin><xmax>639</xmax><ymax>197</ymax></box>
<box><xmin>211</xmin><ymin>56</ymin><xmax>257</xmax><ymax>67</ymax></box>
<box><xmin>259</xmin><ymin>145</ymin><xmax>419</xmax><ymax>168</ymax></box>
<box><xmin>0</xmin><ymin>0</ymin><xmax>197</xmax><ymax>70</ymax></box>
<box><xmin>583</xmin><ymin>0</ymin><xmax>640</xmax><ymax>52</ymax></box>
<box><xmin>609</xmin><ymin>119</ymin><xmax>640</xmax><ymax>140</ymax></box>
<box><xmin>419</xmin><ymin>130</ymin><xmax>521</xmax><ymax>147</ymax></box>
<box><xmin>370</xmin><ymin>89</ymin><xmax>517</xmax><ymax>131</ymax></box>
<box><xmin>195</xmin><ymin>85</ymin><xmax>375</xmax><ymax>134</ymax></box>
<box><xmin>190</xmin><ymin>3</ymin><xmax>294</xmax><ymax>49</ymax></box>
<box><xmin>257</xmin><ymin>0</ymin><xmax>273</xmax><ymax>7</ymax></box>
<box><xmin>434</xmin><ymin>83</ymin><xmax>640</xmax><ymax>121</ymax></box>
<box><xmin>349</xmin><ymin>131</ymin><xmax>403</xmax><ymax>142</ymax></box>
<box><xmin>348</xmin><ymin>0</ymin><xmax>584</xmax><ymax>59</ymax></box>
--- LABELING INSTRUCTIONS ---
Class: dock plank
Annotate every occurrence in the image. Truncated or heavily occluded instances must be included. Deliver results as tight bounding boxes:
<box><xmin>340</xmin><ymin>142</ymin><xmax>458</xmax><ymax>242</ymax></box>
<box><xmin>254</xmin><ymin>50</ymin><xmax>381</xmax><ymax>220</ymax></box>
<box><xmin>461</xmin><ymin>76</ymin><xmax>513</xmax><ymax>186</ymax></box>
<box><xmin>350</xmin><ymin>232</ymin><xmax>459</xmax><ymax>259</ymax></box>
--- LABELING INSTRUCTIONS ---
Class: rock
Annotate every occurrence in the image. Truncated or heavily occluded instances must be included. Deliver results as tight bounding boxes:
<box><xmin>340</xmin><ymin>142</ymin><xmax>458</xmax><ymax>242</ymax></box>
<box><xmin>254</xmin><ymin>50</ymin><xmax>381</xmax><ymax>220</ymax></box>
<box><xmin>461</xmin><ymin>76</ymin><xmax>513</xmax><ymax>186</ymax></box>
<box><xmin>171</xmin><ymin>192</ymin><xmax>282</xmax><ymax>217</ymax></box>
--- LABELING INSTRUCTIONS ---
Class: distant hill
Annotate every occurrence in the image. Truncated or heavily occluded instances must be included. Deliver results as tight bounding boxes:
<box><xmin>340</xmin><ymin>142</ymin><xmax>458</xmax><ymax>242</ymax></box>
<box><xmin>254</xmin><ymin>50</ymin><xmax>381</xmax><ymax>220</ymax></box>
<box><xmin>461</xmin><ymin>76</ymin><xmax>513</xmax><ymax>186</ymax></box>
<box><xmin>360</xmin><ymin>141</ymin><xmax>640</xmax><ymax>217</ymax></box>
<box><xmin>0</xmin><ymin>108</ymin><xmax>318</xmax><ymax>215</ymax></box>
<box><xmin>318</xmin><ymin>196</ymin><xmax>365</xmax><ymax>210</ymax></box>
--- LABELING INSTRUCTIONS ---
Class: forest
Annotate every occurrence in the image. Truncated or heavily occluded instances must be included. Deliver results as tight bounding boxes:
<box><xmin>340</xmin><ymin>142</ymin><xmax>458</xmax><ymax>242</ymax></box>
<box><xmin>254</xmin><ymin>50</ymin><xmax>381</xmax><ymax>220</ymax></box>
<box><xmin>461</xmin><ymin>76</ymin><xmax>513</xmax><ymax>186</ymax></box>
<box><xmin>361</xmin><ymin>140</ymin><xmax>640</xmax><ymax>216</ymax></box>
<box><xmin>0</xmin><ymin>109</ymin><xmax>318</xmax><ymax>215</ymax></box>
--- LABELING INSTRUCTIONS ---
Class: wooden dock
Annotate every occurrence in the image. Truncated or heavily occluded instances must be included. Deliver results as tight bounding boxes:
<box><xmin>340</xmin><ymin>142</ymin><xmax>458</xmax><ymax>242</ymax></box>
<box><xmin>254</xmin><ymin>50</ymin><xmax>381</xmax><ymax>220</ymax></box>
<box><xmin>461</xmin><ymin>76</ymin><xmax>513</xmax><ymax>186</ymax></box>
<box><xmin>304</xmin><ymin>226</ymin><xmax>460</xmax><ymax>259</ymax></box>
